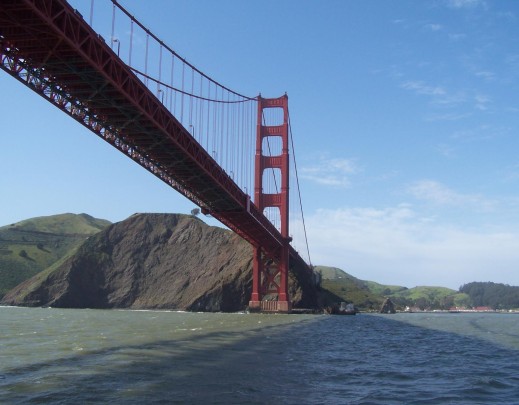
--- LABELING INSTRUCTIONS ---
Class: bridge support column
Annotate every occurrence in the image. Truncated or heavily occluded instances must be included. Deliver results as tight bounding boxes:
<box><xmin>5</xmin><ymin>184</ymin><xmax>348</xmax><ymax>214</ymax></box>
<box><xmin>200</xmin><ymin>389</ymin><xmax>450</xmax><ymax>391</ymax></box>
<box><xmin>249</xmin><ymin>246</ymin><xmax>262</xmax><ymax>308</ymax></box>
<box><xmin>248</xmin><ymin>94</ymin><xmax>291</xmax><ymax>313</ymax></box>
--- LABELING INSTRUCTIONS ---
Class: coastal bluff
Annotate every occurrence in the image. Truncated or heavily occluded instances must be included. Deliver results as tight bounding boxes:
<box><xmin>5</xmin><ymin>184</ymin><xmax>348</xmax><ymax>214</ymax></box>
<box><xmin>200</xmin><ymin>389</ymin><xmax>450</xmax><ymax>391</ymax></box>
<box><xmin>1</xmin><ymin>213</ymin><xmax>317</xmax><ymax>311</ymax></box>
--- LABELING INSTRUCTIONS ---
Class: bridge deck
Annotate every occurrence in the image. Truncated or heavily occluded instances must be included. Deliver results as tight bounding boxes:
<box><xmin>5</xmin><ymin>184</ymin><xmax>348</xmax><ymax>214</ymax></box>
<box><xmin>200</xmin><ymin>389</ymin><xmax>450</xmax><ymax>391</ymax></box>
<box><xmin>0</xmin><ymin>0</ymin><xmax>309</xmax><ymax>270</ymax></box>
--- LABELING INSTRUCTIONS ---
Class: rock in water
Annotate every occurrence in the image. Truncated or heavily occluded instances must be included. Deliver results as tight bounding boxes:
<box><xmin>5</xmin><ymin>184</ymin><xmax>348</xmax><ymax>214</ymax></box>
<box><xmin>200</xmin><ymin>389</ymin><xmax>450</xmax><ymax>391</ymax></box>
<box><xmin>1</xmin><ymin>213</ymin><xmax>317</xmax><ymax>311</ymax></box>
<box><xmin>380</xmin><ymin>298</ymin><xmax>396</xmax><ymax>314</ymax></box>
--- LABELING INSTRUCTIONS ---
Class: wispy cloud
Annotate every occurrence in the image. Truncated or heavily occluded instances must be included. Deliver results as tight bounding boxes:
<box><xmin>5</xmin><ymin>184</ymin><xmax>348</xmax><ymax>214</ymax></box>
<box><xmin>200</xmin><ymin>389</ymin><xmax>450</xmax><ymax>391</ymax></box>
<box><xmin>305</xmin><ymin>204</ymin><xmax>519</xmax><ymax>288</ymax></box>
<box><xmin>402</xmin><ymin>80</ymin><xmax>492</xmax><ymax>113</ymax></box>
<box><xmin>474</xmin><ymin>94</ymin><xmax>491</xmax><ymax>110</ymax></box>
<box><xmin>448</xmin><ymin>33</ymin><xmax>467</xmax><ymax>41</ymax></box>
<box><xmin>407</xmin><ymin>180</ymin><xmax>496</xmax><ymax>211</ymax></box>
<box><xmin>401</xmin><ymin>80</ymin><xmax>467</xmax><ymax>107</ymax></box>
<box><xmin>401</xmin><ymin>81</ymin><xmax>446</xmax><ymax>97</ymax></box>
<box><xmin>451</xmin><ymin>124</ymin><xmax>508</xmax><ymax>142</ymax></box>
<box><xmin>424</xmin><ymin>23</ymin><xmax>443</xmax><ymax>31</ymax></box>
<box><xmin>300</xmin><ymin>156</ymin><xmax>359</xmax><ymax>188</ymax></box>
<box><xmin>504</xmin><ymin>54</ymin><xmax>519</xmax><ymax>77</ymax></box>
<box><xmin>447</xmin><ymin>0</ymin><xmax>486</xmax><ymax>9</ymax></box>
<box><xmin>425</xmin><ymin>112</ymin><xmax>472</xmax><ymax>122</ymax></box>
<box><xmin>501</xmin><ymin>163</ymin><xmax>519</xmax><ymax>183</ymax></box>
<box><xmin>474</xmin><ymin>70</ymin><xmax>495</xmax><ymax>81</ymax></box>
<box><xmin>436</xmin><ymin>143</ymin><xmax>456</xmax><ymax>158</ymax></box>
<box><xmin>496</xmin><ymin>11</ymin><xmax>516</xmax><ymax>20</ymax></box>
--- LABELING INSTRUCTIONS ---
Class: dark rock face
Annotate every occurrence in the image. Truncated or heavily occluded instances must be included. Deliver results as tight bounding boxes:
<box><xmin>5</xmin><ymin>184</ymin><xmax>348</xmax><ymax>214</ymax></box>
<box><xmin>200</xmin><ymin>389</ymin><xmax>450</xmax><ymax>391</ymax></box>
<box><xmin>380</xmin><ymin>297</ymin><xmax>396</xmax><ymax>314</ymax></box>
<box><xmin>2</xmin><ymin>213</ymin><xmax>317</xmax><ymax>311</ymax></box>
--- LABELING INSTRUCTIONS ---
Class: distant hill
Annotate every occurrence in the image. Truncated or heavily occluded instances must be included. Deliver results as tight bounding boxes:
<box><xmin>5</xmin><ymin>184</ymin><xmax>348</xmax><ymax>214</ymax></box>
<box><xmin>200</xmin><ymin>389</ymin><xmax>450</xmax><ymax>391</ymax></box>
<box><xmin>315</xmin><ymin>265</ymin><xmax>384</xmax><ymax>310</ymax></box>
<box><xmin>315</xmin><ymin>265</ymin><xmax>473</xmax><ymax>311</ymax></box>
<box><xmin>318</xmin><ymin>266</ymin><xmax>351</xmax><ymax>280</ymax></box>
<box><xmin>0</xmin><ymin>213</ymin><xmax>110</xmax><ymax>298</ymax></box>
<box><xmin>1</xmin><ymin>213</ymin><xmax>318</xmax><ymax>311</ymax></box>
<box><xmin>388</xmin><ymin>286</ymin><xmax>471</xmax><ymax>310</ymax></box>
<box><xmin>362</xmin><ymin>280</ymin><xmax>408</xmax><ymax>296</ymax></box>
<box><xmin>460</xmin><ymin>282</ymin><xmax>519</xmax><ymax>309</ymax></box>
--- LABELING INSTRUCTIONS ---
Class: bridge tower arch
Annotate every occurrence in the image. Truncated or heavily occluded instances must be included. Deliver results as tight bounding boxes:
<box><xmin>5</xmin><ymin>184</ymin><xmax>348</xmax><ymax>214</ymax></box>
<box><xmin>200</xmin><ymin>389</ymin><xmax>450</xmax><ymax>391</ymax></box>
<box><xmin>249</xmin><ymin>95</ymin><xmax>291</xmax><ymax>312</ymax></box>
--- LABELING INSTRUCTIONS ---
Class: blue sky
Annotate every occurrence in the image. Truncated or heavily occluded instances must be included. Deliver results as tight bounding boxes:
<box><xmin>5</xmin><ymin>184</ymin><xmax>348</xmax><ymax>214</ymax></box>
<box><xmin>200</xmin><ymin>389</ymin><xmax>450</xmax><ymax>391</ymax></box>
<box><xmin>2</xmin><ymin>0</ymin><xmax>519</xmax><ymax>289</ymax></box>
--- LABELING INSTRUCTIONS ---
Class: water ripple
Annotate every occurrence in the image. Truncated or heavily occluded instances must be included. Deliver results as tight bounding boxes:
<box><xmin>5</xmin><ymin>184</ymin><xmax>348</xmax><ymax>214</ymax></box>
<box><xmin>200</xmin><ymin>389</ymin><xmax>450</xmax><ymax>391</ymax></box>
<box><xmin>2</xmin><ymin>308</ymin><xmax>519</xmax><ymax>403</ymax></box>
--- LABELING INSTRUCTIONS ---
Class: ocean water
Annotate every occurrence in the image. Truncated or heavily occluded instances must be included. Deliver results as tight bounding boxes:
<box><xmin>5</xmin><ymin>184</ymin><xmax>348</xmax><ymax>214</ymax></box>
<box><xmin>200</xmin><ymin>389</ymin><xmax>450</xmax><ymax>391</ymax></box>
<box><xmin>1</xmin><ymin>307</ymin><xmax>519</xmax><ymax>404</ymax></box>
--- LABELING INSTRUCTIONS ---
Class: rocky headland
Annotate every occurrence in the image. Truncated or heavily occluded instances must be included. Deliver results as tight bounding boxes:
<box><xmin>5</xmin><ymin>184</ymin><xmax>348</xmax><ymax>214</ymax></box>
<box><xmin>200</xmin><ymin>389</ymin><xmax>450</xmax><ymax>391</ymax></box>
<box><xmin>1</xmin><ymin>213</ymin><xmax>318</xmax><ymax>311</ymax></box>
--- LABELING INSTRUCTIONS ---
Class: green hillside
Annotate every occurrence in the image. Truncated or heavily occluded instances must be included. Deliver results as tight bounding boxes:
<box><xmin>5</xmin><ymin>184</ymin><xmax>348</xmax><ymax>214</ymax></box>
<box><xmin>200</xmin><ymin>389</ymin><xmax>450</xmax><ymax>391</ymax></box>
<box><xmin>315</xmin><ymin>265</ymin><xmax>384</xmax><ymax>310</ymax></box>
<box><xmin>11</xmin><ymin>213</ymin><xmax>110</xmax><ymax>234</ymax></box>
<box><xmin>363</xmin><ymin>280</ymin><xmax>408</xmax><ymax>296</ymax></box>
<box><xmin>389</xmin><ymin>286</ymin><xmax>469</xmax><ymax>310</ymax></box>
<box><xmin>317</xmin><ymin>266</ymin><xmax>352</xmax><ymax>280</ymax></box>
<box><xmin>0</xmin><ymin>213</ymin><xmax>110</xmax><ymax>298</ymax></box>
<box><xmin>316</xmin><ymin>265</ymin><xmax>471</xmax><ymax>311</ymax></box>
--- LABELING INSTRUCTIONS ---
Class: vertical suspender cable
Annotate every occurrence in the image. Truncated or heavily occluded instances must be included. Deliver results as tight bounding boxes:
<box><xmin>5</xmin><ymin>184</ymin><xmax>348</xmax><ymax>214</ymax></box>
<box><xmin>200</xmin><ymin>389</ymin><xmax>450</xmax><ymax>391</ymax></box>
<box><xmin>226</xmin><ymin>91</ymin><xmax>230</xmax><ymax>173</ymax></box>
<box><xmin>144</xmin><ymin>34</ymin><xmax>149</xmax><ymax>86</ymax></box>
<box><xmin>234</xmin><ymin>96</ymin><xmax>236</xmax><ymax>182</ymax></box>
<box><xmin>242</xmin><ymin>102</ymin><xmax>247</xmax><ymax>187</ymax></box>
<box><xmin>158</xmin><ymin>45</ymin><xmax>162</xmax><ymax>99</ymax></box>
<box><xmin>129</xmin><ymin>20</ymin><xmax>133</xmax><ymax>66</ymax></box>
<box><xmin>89</xmin><ymin>0</ymin><xmax>94</xmax><ymax>26</ymax></box>
<box><xmin>206</xmin><ymin>81</ymin><xmax>211</xmax><ymax>150</ymax></box>
<box><xmin>189</xmin><ymin>69</ymin><xmax>194</xmax><ymax>131</ymax></box>
<box><xmin>170</xmin><ymin>54</ymin><xmax>175</xmax><ymax>112</ymax></box>
<box><xmin>110</xmin><ymin>3</ymin><xmax>116</xmax><ymax>48</ymax></box>
<box><xmin>198</xmin><ymin>74</ymin><xmax>203</xmax><ymax>143</ymax></box>
<box><xmin>212</xmin><ymin>85</ymin><xmax>217</xmax><ymax>159</ymax></box>
<box><xmin>180</xmin><ymin>63</ymin><xmax>185</xmax><ymax>124</ymax></box>
<box><xmin>220</xmin><ymin>90</ymin><xmax>224</xmax><ymax>170</ymax></box>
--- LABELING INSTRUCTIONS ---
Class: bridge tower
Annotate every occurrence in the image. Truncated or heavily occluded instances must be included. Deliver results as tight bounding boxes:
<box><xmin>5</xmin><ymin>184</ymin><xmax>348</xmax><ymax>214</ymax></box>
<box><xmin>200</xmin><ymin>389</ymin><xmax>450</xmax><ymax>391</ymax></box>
<box><xmin>249</xmin><ymin>95</ymin><xmax>291</xmax><ymax>312</ymax></box>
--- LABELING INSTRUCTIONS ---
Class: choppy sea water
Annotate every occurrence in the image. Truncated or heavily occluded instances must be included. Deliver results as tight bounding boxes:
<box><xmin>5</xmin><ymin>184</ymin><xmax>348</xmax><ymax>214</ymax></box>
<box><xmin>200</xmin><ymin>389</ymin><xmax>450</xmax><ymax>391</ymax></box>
<box><xmin>2</xmin><ymin>307</ymin><xmax>519</xmax><ymax>404</ymax></box>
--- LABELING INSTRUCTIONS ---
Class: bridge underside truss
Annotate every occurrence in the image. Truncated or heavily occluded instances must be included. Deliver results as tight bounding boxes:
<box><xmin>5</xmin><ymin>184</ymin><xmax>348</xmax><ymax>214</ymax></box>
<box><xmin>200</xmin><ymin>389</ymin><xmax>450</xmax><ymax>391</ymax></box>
<box><xmin>0</xmin><ymin>0</ymin><xmax>311</xmax><ymax>311</ymax></box>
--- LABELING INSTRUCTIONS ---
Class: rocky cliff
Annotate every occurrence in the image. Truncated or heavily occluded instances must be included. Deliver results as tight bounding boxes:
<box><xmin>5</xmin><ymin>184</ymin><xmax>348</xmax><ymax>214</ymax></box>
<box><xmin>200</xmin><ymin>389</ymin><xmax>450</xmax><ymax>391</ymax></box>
<box><xmin>1</xmin><ymin>213</ymin><xmax>317</xmax><ymax>311</ymax></box>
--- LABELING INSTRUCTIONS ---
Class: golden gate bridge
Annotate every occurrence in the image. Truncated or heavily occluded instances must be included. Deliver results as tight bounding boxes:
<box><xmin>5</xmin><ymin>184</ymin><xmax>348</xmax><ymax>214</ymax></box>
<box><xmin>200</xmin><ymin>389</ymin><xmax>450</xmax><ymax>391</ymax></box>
<box><xmin>0</xmin><ymin>0</ymin><xmax>313</xmax><ymax>312</ymax></box>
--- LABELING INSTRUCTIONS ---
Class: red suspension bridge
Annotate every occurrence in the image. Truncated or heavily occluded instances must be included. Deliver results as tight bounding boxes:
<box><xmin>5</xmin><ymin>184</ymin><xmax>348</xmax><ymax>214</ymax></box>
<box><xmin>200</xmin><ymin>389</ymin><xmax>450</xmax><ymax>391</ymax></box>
<box><xmin>0</xmin><ymin>0</ymin><xmax>313</xmax><ymax>312</ymax></box>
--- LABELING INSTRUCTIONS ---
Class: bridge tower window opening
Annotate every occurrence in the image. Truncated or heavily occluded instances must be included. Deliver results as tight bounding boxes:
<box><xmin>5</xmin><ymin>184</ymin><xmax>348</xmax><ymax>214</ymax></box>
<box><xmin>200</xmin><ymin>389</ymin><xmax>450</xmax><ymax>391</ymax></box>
<box><xmin>262</xmin><ymin>106</ymin><xmax>284</xmax><ymax>127</ymax></box>
<box><xmin>262</xmin><ymin>168</ymin><xmax>281</xmax><ymax>195</ymax></box>
<box><xmin>262</xmin><ymin>136</ymin><xmax>282</xmax><ymax>157</ymax></box>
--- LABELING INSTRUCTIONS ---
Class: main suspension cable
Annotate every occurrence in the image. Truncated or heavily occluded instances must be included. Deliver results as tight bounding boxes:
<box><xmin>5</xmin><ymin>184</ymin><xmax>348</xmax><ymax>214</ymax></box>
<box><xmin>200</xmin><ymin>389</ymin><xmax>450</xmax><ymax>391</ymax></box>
<box><xmin>111</xmin><ymin>0</ymin><xmax>256</xmax><ymax>101</ymax></box>
<box><xmin>288</xmin><ymin>110</ymin><xmax>312</xmax><ymax>266</ymax></box>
